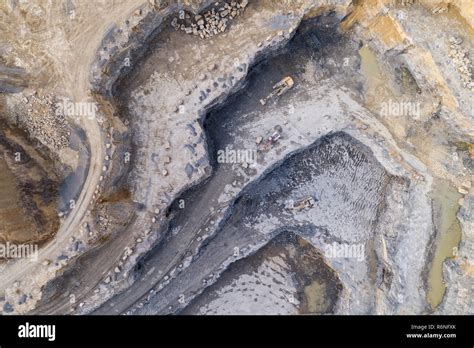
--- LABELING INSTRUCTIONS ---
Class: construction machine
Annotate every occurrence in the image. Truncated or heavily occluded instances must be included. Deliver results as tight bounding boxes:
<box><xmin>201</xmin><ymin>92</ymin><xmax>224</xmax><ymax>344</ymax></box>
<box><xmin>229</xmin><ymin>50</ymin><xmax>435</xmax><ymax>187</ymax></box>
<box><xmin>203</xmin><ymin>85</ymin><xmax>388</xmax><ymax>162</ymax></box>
<box><xmin>257</xmin><ymin>125</ymin><xmax>283</xmax><ymax>151</ymax></box>
<box><xmin>292</xmin><ymin>196</ymin><xmax>315</xmax><ymax>211</ymax></box>
<box><xmin>259</xmin><ymin>76</ymin><xmax>294</xmax><ymax>105</ymax></box>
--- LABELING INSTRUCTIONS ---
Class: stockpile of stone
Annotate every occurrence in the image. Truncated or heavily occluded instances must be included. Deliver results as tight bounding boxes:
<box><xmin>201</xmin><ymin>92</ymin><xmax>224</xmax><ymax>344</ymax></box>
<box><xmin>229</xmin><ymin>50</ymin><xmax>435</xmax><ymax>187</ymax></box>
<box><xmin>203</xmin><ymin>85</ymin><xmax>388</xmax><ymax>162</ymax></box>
<box><xmin>17</xmin><ymin>93</ymin><xmax>70</xmax><ymax>151</ymax></box>
<box><xmin>97</xmin><ymin>213</ymin><xmax>111</xmax><ymax>234</ymax></box>
<box><xmin>448</xmin><ymin>37</ymin><xmax>474</xmax><ymax>91</ymax></box>
<box><xmin>171</xmin><ymin>0</ymin><xmax>248</xmax><ymax>39</ymax></box>
<box><xmin>431</xmin><ymin>5</ymin><xmax>447</xmax><ymax>15</ymax></box>
<box><xmin>398</xmin><ymin>0</ymin><xmax>414</xmax><ymax>6</ymax></box>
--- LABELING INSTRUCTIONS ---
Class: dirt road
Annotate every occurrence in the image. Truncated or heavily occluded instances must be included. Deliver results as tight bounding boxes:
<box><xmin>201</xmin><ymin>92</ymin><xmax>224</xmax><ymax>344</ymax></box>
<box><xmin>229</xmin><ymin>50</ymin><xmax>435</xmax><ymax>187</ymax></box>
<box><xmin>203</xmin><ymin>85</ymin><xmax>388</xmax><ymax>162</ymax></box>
<box><xmin>0</xmin><ymin>0</ymin><xmax>146</xmax><ymax>303</ymax></box>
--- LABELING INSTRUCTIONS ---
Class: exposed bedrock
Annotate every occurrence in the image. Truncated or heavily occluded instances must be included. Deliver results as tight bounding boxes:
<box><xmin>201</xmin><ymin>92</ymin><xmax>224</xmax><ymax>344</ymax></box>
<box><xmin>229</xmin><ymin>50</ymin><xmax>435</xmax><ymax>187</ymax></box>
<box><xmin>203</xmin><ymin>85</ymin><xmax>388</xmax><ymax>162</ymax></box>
<box><xmin>32</xmin><ymin>0</ymin><xmax>350</xmax><ymax>314</ymax></box>
<box><xmin>86</xmin><ymin>4</ymin><xmax>434</xmax><ymax>315</ymax></box>
<box><xmin>129</xmin><ymin>132</ymin><xmax>429</xmax><ymax>315</ymax></box>
<box><xmin>182</xmin><ymin>232</ymin><xmax>343</xmax><ymax>315</ymax></box>
<box><xmin>7</xmin><ymin>0</ymin><xmax>470</xmax><ymax>315</ymax></box>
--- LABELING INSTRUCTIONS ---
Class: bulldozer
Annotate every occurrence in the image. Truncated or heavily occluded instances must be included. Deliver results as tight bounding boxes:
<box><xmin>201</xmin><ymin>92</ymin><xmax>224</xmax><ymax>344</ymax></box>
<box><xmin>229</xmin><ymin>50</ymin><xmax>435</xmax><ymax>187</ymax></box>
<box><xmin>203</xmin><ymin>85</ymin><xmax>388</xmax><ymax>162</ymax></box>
<box><xmin>292</xmin><ymin>196</ymin><xmax>315</xmax><ymax>212</ymax></box>
<box><xmin>259</xmin><ymin>76</ymin><xmax>294</xmax><ymax>105</ymax></box>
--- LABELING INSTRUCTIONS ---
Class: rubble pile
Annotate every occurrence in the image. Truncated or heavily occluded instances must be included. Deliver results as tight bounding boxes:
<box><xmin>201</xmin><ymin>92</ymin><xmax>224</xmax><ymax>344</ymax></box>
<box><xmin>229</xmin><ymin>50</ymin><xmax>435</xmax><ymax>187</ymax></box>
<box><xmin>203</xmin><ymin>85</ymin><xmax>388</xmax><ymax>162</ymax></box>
<box><xmin>171</xmin><ymin>0</ymin><xmax>248</xmax><ymax>39</ymax></box>
<box><xmin>448</xmin><ymin>36</ymin><xmax>474</xmax><ymax>91</ymax></box>
<box><xmin>97</xmin><ymin>214</ymin><xmax>111</xmax><ymax>233</ymax></box>
<box><xmin>430</xmin><ymin>5</ymin><xmax>448</xmax><ymax>15</ymax></box>
<box><xmin>14</xmin><ymin>94</ymin><xmax>70</xmax><ymax>151</ymax></box>
<box><xmin>398</xmin><ymin>0</ymin><xmax>414</xmax><ymax>6</ymax></box>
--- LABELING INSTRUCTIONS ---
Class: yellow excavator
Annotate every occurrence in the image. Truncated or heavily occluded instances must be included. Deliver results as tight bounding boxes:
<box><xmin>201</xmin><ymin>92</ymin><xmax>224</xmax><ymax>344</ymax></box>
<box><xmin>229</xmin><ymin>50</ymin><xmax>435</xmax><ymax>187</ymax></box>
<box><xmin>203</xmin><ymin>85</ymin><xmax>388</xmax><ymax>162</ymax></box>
<box><xmin>259</xmin><ymin>76</ymin><xmax>294</xmax><ymax>105</ymax></box>
<box><xmin>292</xmin><ymin>196</ymin><xmax>315</xmax><ymax>212</ymax></box>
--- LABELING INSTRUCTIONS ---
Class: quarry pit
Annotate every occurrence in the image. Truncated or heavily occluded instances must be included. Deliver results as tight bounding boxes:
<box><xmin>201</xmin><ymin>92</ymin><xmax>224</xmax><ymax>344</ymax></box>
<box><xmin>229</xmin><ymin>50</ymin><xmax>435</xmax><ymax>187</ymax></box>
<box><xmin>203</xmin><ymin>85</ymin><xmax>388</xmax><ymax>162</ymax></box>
<box><xmin>0</xmin><ymin>0</ymin><xmax>472</xmax><ymax>316</ymax></box>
